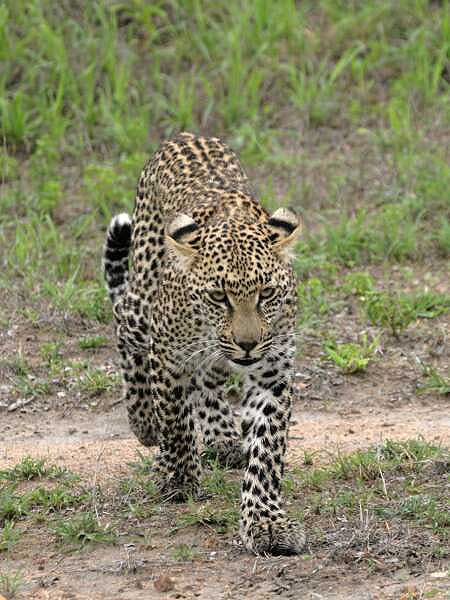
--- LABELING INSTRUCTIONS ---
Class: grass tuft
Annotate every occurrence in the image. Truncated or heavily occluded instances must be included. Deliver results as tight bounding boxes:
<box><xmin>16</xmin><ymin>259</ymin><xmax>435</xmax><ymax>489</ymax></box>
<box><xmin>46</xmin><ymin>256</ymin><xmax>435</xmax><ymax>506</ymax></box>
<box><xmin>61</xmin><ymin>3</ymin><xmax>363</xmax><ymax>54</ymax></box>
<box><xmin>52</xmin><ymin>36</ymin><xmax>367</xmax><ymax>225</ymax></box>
<box><xmin>325</xmin><ymin>334</ymin><xmax>379</xmax><ymax>374</ymax></box>
<box><xmin>54</xmin><ymin>512</ymin><xmax>116</xmax><ymax>549</ymax></box>
<box><xmin>418</xmin><ymin>365</ymin><xmax>450</xmax><ymax>396</ymax></box>
<box><xmin>0</xmin><ymin>570</ymin><xmax>24</xmax><ymax>598</ymax></box>
<box><xmin>0</xmin><ymin>520</ymin><xmax>21</xmax><ymax>553</ymax></box>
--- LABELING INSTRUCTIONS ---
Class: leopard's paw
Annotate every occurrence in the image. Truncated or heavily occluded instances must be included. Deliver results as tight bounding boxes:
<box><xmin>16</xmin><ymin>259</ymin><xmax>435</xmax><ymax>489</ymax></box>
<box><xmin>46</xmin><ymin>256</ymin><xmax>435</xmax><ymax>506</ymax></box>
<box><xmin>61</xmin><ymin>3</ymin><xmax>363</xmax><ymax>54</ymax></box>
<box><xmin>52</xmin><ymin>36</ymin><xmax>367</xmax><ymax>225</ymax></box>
<box><xmin>241</xmin><ymin>517</ymin><xmax>306</xmax><ymax>556</ymax></box>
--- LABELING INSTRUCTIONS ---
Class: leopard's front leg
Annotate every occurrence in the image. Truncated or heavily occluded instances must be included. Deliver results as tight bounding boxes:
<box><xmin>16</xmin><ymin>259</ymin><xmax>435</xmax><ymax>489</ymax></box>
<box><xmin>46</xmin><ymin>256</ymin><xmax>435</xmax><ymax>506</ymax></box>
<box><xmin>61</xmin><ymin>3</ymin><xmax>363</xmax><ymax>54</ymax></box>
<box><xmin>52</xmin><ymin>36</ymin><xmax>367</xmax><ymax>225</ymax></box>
<box><xmin>239</xmin><ymin>363</ymin><xmax>306</xmax><ymax>555</ymax></box>
<box><xmin>150</xmin><ymin>346</ymin><xmax>202</xmax><ymax>501</ymax></box>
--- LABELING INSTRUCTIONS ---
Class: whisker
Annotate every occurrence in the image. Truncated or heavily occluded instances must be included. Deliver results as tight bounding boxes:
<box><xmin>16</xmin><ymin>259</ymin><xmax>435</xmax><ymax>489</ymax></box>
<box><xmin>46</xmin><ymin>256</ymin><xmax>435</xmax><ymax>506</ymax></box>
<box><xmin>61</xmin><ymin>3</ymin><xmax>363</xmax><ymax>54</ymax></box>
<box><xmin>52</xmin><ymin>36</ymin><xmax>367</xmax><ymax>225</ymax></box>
<box><xmin>183</xmin><ymin>344</ymin><xmax>219</xmax><ymax>364</ymax></box>
<box><xmin>170</xmin><ymin>338</ymin><xmax>218</xmax><ymax>353</ymax></box>
<box><xmin>195</xmin><ymin>349</ymin><xmax>223</xmax><ymax>372</ymax></box>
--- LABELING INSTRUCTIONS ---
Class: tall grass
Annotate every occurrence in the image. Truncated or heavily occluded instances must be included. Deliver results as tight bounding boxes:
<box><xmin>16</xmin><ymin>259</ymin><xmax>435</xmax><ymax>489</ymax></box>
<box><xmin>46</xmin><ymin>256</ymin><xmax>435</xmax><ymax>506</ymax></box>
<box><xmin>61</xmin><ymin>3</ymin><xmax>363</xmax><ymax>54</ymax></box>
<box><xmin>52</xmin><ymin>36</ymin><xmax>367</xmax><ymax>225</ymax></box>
<box><xmin>1</xmin><ymin>0</ymin><xmax>449</xmax><ymax>320</ymax></box>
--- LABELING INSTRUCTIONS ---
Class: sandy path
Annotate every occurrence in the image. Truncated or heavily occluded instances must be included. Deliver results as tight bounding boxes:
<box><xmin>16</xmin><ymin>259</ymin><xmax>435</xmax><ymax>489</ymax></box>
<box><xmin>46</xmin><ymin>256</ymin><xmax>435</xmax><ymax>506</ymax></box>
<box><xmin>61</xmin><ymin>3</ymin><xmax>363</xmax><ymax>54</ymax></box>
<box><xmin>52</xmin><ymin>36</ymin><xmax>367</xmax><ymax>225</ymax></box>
<box><xmin>2</xmin><ymin>402</ymin><xmax>448</xmax><ymax>474</ymax></box>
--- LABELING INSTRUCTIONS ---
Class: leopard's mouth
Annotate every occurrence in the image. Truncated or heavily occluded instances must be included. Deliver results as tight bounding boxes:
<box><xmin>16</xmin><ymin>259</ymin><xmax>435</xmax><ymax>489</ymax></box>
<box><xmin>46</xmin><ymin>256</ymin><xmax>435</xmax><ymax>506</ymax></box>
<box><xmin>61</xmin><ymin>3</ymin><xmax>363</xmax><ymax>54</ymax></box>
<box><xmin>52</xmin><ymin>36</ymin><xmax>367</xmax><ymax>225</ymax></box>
<box><xmin>230</xmin><ymin>357</ymin><xmax>261</xmax><ymax>366</ymax></box>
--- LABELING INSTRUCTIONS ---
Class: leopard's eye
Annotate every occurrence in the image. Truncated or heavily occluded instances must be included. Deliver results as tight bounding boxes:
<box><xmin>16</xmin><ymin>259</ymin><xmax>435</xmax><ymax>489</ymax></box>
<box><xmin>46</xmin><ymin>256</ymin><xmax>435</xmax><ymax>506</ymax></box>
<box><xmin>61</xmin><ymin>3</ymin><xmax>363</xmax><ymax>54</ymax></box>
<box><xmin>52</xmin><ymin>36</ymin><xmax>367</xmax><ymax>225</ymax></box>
<box><xmin>208</xmin><ymin>289</ymin><xmax>227</xmax><ymax>303</ymax></box>
<box><xmin>260</xmin><ymin>287</ymin><xmax>276</xmax><ymax>300</ymax></box>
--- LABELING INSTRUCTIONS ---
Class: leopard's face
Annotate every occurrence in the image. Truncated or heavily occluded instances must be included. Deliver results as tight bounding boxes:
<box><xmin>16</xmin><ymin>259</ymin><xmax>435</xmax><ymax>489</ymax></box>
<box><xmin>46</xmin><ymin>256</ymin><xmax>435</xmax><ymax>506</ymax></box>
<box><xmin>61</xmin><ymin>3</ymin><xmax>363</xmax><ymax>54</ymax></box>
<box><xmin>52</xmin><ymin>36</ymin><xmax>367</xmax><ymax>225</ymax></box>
<box><xmin>176</xmin><ymin>220</ymin><xmax>298</xmax><ymax>367</ymax></box>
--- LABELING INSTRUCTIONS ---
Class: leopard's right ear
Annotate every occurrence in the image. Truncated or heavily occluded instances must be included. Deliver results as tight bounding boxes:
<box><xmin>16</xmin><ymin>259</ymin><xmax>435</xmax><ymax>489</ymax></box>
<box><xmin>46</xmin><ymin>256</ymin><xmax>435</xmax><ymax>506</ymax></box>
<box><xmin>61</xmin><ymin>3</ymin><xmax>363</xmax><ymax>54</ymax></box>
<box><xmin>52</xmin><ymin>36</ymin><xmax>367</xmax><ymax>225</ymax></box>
<box><xmin>267</xmin><ymin>207</ymin><xmax>302</xmax><ymax>263</ymax></box>
<box><xmin>166</xmin><ymin>214</ymin><xmax>199</xmax><ymax>269</ymax></box>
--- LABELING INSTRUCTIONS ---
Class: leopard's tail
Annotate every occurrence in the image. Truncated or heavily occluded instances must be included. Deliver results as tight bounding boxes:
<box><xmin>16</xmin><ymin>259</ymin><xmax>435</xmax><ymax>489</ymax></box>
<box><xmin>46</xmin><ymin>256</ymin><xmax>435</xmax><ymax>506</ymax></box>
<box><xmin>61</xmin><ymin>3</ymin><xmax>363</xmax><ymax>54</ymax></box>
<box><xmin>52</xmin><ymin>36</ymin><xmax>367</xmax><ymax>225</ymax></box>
<box><xmin>103</xmin><ymin>213</ymin><xmax>132</xmax><ymax>306</ymax></box>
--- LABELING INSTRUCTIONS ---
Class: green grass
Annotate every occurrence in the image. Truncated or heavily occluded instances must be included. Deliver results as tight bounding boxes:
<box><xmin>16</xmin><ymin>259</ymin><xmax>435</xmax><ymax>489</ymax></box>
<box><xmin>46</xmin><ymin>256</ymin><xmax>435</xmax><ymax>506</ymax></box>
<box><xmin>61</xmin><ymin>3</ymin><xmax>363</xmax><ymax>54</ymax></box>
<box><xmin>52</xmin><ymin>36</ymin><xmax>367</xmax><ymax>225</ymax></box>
<box><xmin>78</xmin><ymin>335</ymin><xmax>109</xmax><ymax>350</ymax></box>
<box><xmin>0</xmin><ymin>571</ymin><xmax>24</xmax><ymax>598</ymax></box>
<box><xmin>171</xmin><ymin>543</ymin><xmax>200</xmax><ymax>561</ymax></box>
<box><xmin>25</xmin><ymin>485</ymin><xmax>87</xmax><ymax>513</ymax></box>
<box><xmin>0</xmin><ymin>520</ymin><xmax>21</xmax><ymax>552</ymax></box>
<box><xmin>325</xmin><ymin>334</ymin><xmax>379</xmax><ymax>374</ymax></box>
<box><xmin>1</xmin><ymin>1</ymin><xmax>449</xmax><ymax>327</ymax></box>
<box><xmin>175</xmin><ymin>501</ymin><xmax>239</xmax><ymax>535</ymax></box>
<box><xmin>0</xmin><ymin>440</ymin><xmax>447</xmax><ymax>570</ymax></box>
<box><xmin>362</xmin><ymin>290</ymin><xmax>450</xmax><ymax>338</ymax></box>
<box><xmin>54</xmin><ymin>512</ymin><xmax>116</xmax><ymax>549</ymax></box>
<box><xmin>0</xmin><ymin>456</ymin><xmax>54</xmax><ymax>481</ymax></box>
<box><xmin>288</xmin><ymin>439</ymin><xmax>449</xmax><ymax>549</ymax></box>
<box><xmin>418</xmin><ymin>365</ymin><xmax>450</xmax><ymax>396</ymax></box>
<box><xmin>77</xmin><ymin>367</ymin><xmax>119</xmax><ymax>397</ymax></box>
<box><xmin>0</xmin><ymin>486</ymin><xmax>31</xmax><ymax>522</ymax></box>
<box><xmin>202</xmin><ymin>463</ymin><xmax>240</xmax><ymax>502</ymax></box>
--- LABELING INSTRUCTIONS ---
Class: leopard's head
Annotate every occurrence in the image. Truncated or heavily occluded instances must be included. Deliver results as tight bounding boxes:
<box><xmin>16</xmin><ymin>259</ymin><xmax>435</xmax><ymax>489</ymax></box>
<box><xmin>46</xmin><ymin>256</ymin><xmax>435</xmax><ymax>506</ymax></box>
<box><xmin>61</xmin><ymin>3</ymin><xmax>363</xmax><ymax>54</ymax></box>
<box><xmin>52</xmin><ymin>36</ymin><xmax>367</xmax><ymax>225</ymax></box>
<box><xmin>166</xmin><ymin>208</ymin><xmax>302</xmax><ymax>366</ymax></box>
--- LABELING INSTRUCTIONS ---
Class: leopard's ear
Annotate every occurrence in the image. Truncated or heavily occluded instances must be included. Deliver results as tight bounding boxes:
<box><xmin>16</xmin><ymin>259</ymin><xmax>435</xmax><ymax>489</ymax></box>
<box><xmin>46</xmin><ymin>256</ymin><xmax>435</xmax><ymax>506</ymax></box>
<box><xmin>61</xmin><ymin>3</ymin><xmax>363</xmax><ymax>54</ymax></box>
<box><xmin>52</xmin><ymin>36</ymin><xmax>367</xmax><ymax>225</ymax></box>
<box><xmin>267</xmin><ymin>207</ymin><xmax>302</xmax><ymax>263</ymax></box>
<box><xmin>166</xmin><ymin>214</ymin><xmax>199</xmax><ymax>269</ymax></box>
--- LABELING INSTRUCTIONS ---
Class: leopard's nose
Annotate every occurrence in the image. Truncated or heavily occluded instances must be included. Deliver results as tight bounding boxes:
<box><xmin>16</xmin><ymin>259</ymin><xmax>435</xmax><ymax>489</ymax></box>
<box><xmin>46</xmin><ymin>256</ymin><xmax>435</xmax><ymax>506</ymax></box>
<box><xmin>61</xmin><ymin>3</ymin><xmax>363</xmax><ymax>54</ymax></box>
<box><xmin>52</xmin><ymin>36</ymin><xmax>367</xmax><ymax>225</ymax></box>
<box><xmin>234</xmin><ymin>339</ymin><xmax>258</xmax><ymax>353</ymax></box>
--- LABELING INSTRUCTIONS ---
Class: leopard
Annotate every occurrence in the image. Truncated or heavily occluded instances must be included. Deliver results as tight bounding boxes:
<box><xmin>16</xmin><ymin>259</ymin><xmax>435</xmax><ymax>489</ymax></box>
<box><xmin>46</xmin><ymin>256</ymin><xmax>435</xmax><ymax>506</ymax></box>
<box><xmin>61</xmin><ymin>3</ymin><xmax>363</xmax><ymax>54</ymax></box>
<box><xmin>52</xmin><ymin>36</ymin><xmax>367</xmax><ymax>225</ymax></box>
<box><xmin>103</xmin><ymin>132</ymin><xmax>305</xmax><ymax>555</ymax></box>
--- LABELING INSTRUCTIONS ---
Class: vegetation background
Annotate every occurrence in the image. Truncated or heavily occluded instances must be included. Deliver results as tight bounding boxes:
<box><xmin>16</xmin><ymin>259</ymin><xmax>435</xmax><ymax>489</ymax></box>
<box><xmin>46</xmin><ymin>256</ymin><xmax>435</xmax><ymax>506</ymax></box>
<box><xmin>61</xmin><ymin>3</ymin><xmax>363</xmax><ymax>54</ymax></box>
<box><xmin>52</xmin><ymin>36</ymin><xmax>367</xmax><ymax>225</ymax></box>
<box><xmin>0</xmin><ymin>1</ymin><xmax>449</xmax><ymax>598</ymax></box>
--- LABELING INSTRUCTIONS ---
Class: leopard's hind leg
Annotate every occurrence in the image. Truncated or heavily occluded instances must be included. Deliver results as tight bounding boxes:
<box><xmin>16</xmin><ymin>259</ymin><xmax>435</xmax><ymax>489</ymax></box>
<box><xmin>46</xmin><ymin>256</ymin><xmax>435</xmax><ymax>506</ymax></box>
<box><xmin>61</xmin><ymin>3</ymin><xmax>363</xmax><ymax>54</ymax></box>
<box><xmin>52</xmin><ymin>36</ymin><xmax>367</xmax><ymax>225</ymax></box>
<box><xmin>189</xmin><ymin>360</ymin><xmax>245</xmax><ymax>468</ymax></box>
<box><xmin>103</xmin><ymin>213</ymin><xmax>157</xmax><ymax>446</ymax></box>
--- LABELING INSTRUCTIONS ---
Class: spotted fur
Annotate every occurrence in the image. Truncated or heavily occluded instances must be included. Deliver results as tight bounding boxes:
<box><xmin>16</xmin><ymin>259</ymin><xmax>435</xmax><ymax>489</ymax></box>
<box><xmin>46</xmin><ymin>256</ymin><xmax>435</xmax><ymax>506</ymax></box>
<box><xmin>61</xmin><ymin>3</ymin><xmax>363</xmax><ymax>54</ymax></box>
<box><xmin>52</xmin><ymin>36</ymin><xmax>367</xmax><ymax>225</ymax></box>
<box><xmin>103</xmin><ymin>132</ymin><xmax>305</xmax><ymax>555</ymax></box>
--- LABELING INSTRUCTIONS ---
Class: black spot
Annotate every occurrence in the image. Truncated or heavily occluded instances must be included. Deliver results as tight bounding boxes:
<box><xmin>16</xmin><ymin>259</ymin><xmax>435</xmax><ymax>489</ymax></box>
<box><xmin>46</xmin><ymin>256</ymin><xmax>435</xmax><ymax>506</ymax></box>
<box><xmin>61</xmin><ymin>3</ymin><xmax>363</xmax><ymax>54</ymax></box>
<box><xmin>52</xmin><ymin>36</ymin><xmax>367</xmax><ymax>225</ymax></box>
<box><xmin>271</xmin><ymin>382</ymin><xmax>287</xmax><ymax>397</ymax></box>
<box><xmin>173</xmin><ymin>386</ymin><xmax>183</xmax><ymax>400</ymax></box>
<box><xmin>262</xmin><ymin>369</ymin><xmax>278</xmax><ymax>379</ymax></box>
<box><xmin>263</xmin><ymin>404</ymin><xmax>276</xmax><ymax>416</ymax></box>
<box><xmin>248</xmin><ymin>464</ymin><xmax>259</xmax><ymax>476</ymax></box>
<box><xmin>256</xmin><ymin>424</ymin><xmax>266</xmax><ymax>437</ymax></box>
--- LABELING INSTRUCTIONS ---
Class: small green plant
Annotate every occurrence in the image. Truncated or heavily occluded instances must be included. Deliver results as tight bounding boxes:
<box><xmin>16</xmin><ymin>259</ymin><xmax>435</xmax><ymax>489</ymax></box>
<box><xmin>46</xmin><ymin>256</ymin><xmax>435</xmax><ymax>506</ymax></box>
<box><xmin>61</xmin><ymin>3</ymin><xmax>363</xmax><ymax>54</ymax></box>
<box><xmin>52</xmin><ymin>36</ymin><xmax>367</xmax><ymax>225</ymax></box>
<box><xmin>329</xmin><ymin>448</ymin><xmax>381</xmax><ymax>481</ymax></box>
<box><xmin>324</xmin><ymin>334</ymin><xmax>378</xmax><ymax>374</ymax></box>
<box><xmin>26</xmin><ymin>486</ymin><xmax>86</xmax><ymax>513</ymax></box>
<box><xmin>202</xmin><ymin>464</ymin><xmax>240</xmax><ymax>501</ymax></box>
<box><xmin>129</xmin><ymin>449</ymin><xmax>154</xmax><ymax>475</ymax></box>
<box><xmin>0</xmin><ymin>570</ymin><xmax>24</xmax><ymax>597</ymax></box>
<box><xmin>299</xmin><ymin>466</ymin><xmax>330</xmax><ymax>491</ymax></box>
<box><xmin>0</xmin><ymin>520</ymin><xmax>21</xmax><ymax>552</ymax></box>
<box><xmin>418</xmin><ymin>366</ymin><xmax>450</xmax><ymax>396</ymax></box>
<box><xmin>171</xmin><ymin>543</ymin><xmax>200</xmax><ymax>561</ymax></box>
<box><xmin>21</xmin><ymin>307</ymin><xmax>41</xmax><ymax>326</ymax></box>
<box><xmin>78</xmin><ymin>368</ymin><xmax>119</xmax><ymax>397</ymax></box>
<box><xmin>175</xmin><ymin>501</ymin><xmax>239</xmax><ymax>534</ymax></box>
<box><xmin>363</xmin><ymin>290</ymin><xmax>450</xmax><ymax>338</ymax></box>
<box><xmin>0</xmin><ymin>456</ymin><xmax>47</xmax><ymax>481</ymax></box>
<box><xmin>342</xmin><ymin>272</ymin><xmax>374</xmax><ymax>297</ymax></box>
<box><xmin>9</xmin><ymin>351</ymin><xmax>30</xmax><ymax>377</ymax></box>
<box><xmin>298</xmin><ymin>278</ymin><xmax>333</xmax><ymax>325</ymax></box>
<box><xmin>388</xmin><ymin>495</ymin><xmax>450</xmax><ymax>534</ymax></box>
<box><xmin>282</xmin><ymin>472</ymin><xmax>301</xmax><ymax>497</ymax></box>
<box><xmin>0</xmin><ymin>152</ymin><xmax>20</xmax><ymax>181</ymax></box>
<box><xmin>14</xmin><ymin>375</ymin><xmax>50</xmax><ymax>398</ymax></box>
<box><xmin>363</xmin><ymin>291</ymin><xmax>416</xmax><ymax>338</ymax></box>
<box><xmin>0</xmin><ymin>457</ymin><xmax>74</xmax><ymax>483</ymax></box>
<box><xmin>411</xmin><ymin>292</ymin><xmax>450</xmax><ymax>319</ymax></box>
<box><xmin>436</xmin><ymin>217</ymin><xmax>450</xmax><ymax>256</ymax></box>
<box><xmin>78</xmin><ymin>335</ymin><xmax>109</xmax><ymax>350</ymax></box>
<box><xmin>224</xmin><ymin>373</ymin><xmax>242</xmax><ymax>395</ymax></box>
<box><xmin>379</xmin><ymin>438</ymin><xmax>443</xmax><ymax>465</ymax></box>
<box><xmin>54</xmin><ymin>512</ymin><xmax>116</xmax><ymax>548</ymax></box>
<box><xmin>0</xmin><ymin>486</ymin><xmax>31</xmax><ymax>522</ymax></box>
<box><xmin>40</xmin><ymin>341</ymin><xmax>63</xmax><ymax>365</ymax></box>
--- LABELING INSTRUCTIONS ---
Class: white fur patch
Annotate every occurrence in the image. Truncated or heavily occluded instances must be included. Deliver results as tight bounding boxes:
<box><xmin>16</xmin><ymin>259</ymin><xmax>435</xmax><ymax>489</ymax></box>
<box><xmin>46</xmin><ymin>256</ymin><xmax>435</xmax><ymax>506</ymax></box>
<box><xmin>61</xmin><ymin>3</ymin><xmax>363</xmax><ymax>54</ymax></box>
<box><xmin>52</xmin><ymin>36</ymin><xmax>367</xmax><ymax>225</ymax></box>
<box><xmin>112</xmin><ymin>212</ymin><xmax>131</xmax><ymax>228</ymax></box>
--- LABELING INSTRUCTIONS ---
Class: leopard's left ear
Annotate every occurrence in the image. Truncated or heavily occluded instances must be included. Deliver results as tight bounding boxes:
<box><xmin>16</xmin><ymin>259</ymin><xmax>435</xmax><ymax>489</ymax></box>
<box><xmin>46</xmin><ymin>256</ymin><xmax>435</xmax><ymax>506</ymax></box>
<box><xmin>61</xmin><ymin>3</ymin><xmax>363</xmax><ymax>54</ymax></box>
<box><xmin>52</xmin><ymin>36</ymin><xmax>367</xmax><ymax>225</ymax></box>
<box><xmin>267</xmin><ymin>207</ymin><xmax>302</xmax><ymax>263</ymax></box>
<box><xmin>166</xmin><ymin>214</ymin><xmax>199</xmax><ymax>269</ymax></box>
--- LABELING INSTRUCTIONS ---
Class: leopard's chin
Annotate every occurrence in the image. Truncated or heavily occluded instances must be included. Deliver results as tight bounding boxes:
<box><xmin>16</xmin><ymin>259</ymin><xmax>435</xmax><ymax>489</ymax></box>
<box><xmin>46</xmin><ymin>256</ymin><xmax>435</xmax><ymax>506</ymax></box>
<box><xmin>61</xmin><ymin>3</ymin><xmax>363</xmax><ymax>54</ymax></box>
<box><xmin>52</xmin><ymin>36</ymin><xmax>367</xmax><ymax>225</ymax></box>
<box><xmin>230</xmin><ymin>357</ymin><xmax>261</xmax><ymax>366</ymax></box>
